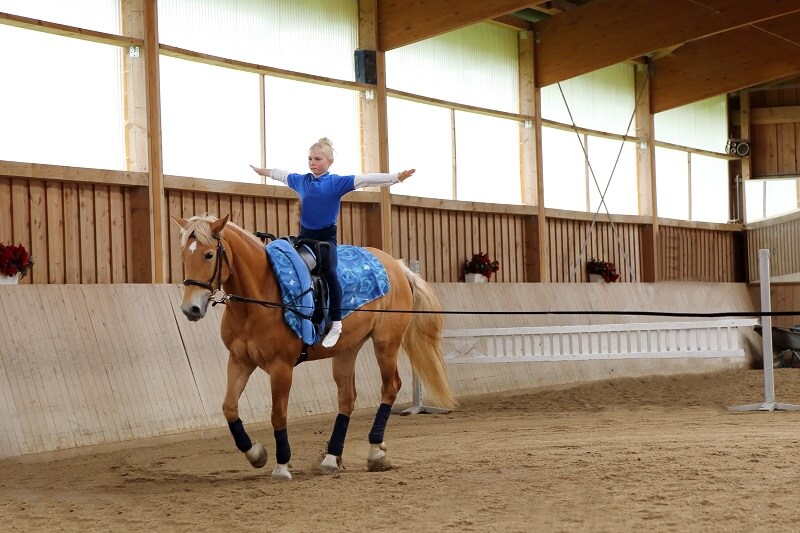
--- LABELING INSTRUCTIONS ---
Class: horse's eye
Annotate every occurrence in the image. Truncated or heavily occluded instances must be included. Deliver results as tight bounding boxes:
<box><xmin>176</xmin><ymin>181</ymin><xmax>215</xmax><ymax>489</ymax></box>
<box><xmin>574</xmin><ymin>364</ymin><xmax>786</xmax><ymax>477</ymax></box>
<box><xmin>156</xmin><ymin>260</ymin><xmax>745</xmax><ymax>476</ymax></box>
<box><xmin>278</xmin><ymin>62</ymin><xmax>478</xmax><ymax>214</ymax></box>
<box><xmin>204</xmin><ymin>251</ymin><xmax>214</xmax><ymax>260</ymax></box>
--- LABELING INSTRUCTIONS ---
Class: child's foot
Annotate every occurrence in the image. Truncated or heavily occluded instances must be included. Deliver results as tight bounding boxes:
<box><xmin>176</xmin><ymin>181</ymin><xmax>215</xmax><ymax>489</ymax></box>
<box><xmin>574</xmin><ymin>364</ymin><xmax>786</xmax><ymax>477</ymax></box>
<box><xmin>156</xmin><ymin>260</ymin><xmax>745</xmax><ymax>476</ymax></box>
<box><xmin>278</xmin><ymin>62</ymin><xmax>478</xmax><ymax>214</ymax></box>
<box><xmin>322</xmin><ymin>321</ymin><xmax>342</xmax><ymax>348</ymax></box>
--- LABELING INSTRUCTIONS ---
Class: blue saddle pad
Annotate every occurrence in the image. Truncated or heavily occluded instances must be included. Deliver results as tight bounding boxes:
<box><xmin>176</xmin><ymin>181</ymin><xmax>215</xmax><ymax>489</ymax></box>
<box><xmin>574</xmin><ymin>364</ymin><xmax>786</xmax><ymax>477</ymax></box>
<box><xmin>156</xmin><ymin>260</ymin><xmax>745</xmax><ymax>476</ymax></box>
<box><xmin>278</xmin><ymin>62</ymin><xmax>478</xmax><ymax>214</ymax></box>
<box><xmin>265</xmin><ymin>240</ymin><xmax>390</xmax><ymax>345</ymax></box>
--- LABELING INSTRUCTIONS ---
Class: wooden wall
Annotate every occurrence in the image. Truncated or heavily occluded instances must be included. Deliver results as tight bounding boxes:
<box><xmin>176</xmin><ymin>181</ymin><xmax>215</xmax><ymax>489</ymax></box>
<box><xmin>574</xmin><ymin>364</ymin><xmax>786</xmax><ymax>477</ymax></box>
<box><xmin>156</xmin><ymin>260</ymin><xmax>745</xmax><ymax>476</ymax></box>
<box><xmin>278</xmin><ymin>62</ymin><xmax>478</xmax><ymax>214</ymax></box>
<box><xmin>0</xmin><ymin>282</ymin><xmax>759</xmax><ymax>458</ymax></box>
<box><xmin>747</xmin><ymin>282</ymin><xmax>800</xmax><ymax>329</ymax></box>
<box><xmin>1</xmin><ymin>161</ymin><xmax>753</xmax><ymax>286</ymax></box>
<box><xmin>390</xmin><ymin>198</ymin><xmax>529</xmax><ymax>283</ymax></box>
<box><xmin>0</xmin><ymin>163</ymin><xmax>147</xmax><ymax>284</ymax></box>
<box><xmin>749</xmin><ymin>78</ymin><xmax>800</xmax><ymax>179</ymax></box>
<box><xmin>746</xmin><ymin>210</ymin><xmax>800</xmax><ymax>281</ymax></box>
<box><xmin>545</xmin><ymin>210</ymin><xmax>643</xmax><ymax>283</ymax></box>
<box><xmin>659</xmin><ymin>222</ymin><xmax>743</xmax><ymax>282</ymax></box>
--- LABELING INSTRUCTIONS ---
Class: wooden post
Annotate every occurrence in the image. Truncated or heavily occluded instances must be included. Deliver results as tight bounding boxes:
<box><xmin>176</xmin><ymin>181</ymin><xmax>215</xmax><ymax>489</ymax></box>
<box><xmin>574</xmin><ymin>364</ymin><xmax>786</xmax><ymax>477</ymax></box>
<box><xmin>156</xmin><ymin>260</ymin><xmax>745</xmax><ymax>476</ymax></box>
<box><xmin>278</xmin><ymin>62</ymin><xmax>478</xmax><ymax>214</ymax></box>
<box><xmin>143</xmin><ymin>0</ymin><xmax>167</xmax><ymax>282</ymax></box>
<box><xmin>122</xmin><ymin>0</ymin><xmax>154</xmax><ymax>283</ymax></box>
<box><xmin>524</xmin><ymin>29</ymin><xmax>548</xmax><ymax>282</ymax></box>
<box><xmin>519</xmin><ymin>29</ymin><xmax>541</xmax><ymax>282</ymax></box>
<box><xmin>358</xmin><ymin>0</ymin><xmax>392</xmax><ymax>253</ymax></box>
<box><xmin>635</xmin><ymin>62</ymin><xmax>658</xmax><ymax>282</ymax></box>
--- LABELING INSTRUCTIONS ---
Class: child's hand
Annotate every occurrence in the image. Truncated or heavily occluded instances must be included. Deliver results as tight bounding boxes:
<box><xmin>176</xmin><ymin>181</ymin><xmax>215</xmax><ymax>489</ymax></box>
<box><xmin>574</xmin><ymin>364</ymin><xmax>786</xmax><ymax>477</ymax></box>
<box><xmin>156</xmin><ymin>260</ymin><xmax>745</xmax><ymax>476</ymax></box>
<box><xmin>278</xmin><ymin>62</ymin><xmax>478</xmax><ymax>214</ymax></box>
<box><xmin>250</xmin><ymin>164</ymin><xmax>268</xmax><ymax>177</ymax></box>
<box><xmin>398</xmin><ymin>169</ymin><xmax>416</xmax><ymax>182</ymax></box>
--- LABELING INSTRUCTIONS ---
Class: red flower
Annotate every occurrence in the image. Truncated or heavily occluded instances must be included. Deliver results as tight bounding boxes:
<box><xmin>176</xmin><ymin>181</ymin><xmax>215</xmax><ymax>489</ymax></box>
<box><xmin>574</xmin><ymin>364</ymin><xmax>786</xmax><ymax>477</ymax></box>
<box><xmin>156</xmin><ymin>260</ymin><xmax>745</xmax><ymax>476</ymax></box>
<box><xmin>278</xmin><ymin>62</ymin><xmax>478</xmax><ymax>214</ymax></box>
<box><xmin>0</xmin><ymin>243</ymin><xmax>34</xmax><ymax>279</ymax></box>
<box><xmin>463</xmin><ymin>252</ymin><xmax>500</xmax><ymax>280</ymax></box>
<box><xmin>587</xmin><ymin>259</ymin><xmax>619</xmax><ymax>283</ymax></box>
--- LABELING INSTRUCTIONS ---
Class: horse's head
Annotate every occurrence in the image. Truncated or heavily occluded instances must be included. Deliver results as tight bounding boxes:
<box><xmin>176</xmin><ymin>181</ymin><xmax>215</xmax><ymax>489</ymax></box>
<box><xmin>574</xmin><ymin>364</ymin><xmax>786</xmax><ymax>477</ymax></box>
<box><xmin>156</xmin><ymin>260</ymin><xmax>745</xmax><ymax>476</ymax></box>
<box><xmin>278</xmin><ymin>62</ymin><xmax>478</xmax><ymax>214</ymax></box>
<box><xmin>173</xmin><ymin>214</ymin><xmax>232</xmax><ymax>321</ymax></box>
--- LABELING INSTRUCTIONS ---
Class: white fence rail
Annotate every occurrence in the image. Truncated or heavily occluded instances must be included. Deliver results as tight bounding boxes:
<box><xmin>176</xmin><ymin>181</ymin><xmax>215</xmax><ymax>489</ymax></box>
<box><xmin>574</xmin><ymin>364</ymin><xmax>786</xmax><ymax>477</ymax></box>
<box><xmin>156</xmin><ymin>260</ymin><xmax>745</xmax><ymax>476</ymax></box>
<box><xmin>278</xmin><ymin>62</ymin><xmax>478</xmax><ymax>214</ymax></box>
<box><xmin>442</xmin><ymin>319</ymin><xmax>759</xmax><ymax>364</ymax></box>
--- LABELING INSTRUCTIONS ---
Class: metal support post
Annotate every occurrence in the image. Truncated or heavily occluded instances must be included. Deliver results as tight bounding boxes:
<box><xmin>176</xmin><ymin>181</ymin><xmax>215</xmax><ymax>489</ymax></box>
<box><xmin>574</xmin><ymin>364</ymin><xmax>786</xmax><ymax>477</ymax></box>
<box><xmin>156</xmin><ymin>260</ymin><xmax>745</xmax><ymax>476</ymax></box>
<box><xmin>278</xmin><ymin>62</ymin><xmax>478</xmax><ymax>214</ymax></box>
<box><xmin>729</xmin><ymin>249</ymin><xmax>800</xmax><ymax>412</ymax></box>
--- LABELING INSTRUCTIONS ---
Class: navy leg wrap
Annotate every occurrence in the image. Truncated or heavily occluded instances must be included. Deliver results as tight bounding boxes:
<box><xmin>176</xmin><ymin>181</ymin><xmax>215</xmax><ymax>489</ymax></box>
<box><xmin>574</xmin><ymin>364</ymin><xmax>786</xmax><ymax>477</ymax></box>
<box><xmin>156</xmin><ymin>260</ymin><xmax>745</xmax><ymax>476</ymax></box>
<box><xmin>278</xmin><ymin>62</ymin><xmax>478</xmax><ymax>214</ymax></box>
<box><xmin>228</xmin><ymin>418</ymin><xmax>252</xmax><ymax>452</ymax></box>
<box><xmin>327</xmin><ymin>414</ymin><xmax>350</xmax><ymax>456</ymax></box>
<box><xmin>368</xmin><ymin>403</ymin><xmax>392</xmax><ymax>444</ymax></box>
<box><xmin>274</xmin><ymin>428</ymin><xmax>291</xmax><ymax>465</ymax></box>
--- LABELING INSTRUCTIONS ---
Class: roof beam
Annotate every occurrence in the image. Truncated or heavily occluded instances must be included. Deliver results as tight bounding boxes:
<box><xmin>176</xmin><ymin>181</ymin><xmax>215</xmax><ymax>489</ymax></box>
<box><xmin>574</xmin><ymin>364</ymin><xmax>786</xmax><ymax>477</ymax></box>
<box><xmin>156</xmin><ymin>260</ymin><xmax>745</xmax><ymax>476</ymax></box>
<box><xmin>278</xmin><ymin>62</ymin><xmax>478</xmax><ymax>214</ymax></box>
<box><xmin>650</xmin><ymin>15</ymin><xmax>800</xmax><ymax>113</ymax></box>
<box><xmin>533</xmin><ymin>0</ymin><xmax>800</xmax><ymax>87</ymax></box>
<box><xmin>378</xmin><ymin>0</ymin><xmax>535</xmax><ymax>50</ymax></box>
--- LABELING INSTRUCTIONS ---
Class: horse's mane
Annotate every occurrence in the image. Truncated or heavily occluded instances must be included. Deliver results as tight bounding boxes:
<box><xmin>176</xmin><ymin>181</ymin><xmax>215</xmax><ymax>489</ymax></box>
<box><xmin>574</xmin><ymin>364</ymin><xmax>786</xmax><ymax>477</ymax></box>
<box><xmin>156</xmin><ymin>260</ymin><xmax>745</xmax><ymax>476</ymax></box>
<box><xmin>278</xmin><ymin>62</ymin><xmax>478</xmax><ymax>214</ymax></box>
<box><xmin>180</xmin><ymin>214</ymin><xmax>262</xmax><ymax>248</ymax></box>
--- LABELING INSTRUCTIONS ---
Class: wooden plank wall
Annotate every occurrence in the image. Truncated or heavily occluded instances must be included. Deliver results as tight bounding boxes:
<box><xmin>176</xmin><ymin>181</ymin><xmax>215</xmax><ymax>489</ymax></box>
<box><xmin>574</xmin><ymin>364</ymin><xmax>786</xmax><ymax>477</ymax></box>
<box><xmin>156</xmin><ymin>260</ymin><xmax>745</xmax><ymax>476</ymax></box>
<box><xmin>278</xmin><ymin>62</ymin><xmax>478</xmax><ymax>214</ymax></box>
<box><xmin>747</xmin><ymin>282</ymin><xmax>800</xmax><ymax>328</ymax></box>
<box><xmin>391</xmin><ymin>202</ymin><xmax>527</xmax><ymax>283</ymax></box>
<box><xmin>0</xmin><ymin>162</ymin><xmax>768</xmax><ymax>286</ymax></box>
<box><xmin>746</xmin><ymin>211</ymin><xmax>800</xmax><ymax>281</ymax></box>
<box><xmin>0</xmin><ymin>282</ymin><xmax>759</xmax><ymax>458</ymax></box>
<box><xmin>0</xmin><ymin>175</ymin><xmax>136</xmax><ymax>284</ymax></box>
<box><xmin>545</xmin><ymin>212</ymin><xmax>643</xmax><ymax>282</ymax></box>
<box><xmin>749</xmin><ymin>79</ymin><xmax>800</xmax><ymax>178</ymax></box>
<box><xmin>770</xmin><ymin>283</ymin><xmax>800</xmax><ymax>328</ymax></box>
<box><xmin>659</xmin><ymin>223</ymin><xmax>740</xmax><ymax>282</ymax></box>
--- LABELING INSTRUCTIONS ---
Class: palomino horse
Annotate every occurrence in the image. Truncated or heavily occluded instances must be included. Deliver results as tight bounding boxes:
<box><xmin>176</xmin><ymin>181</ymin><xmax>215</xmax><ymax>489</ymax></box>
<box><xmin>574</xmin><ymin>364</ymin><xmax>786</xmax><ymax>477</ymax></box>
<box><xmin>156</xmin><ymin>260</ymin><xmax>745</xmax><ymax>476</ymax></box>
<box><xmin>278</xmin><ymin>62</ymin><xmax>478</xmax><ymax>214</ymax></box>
<box><xmin>173</xmin><ymin>214</ymin><xmax>456</xmax><ymax>479</ymax></box>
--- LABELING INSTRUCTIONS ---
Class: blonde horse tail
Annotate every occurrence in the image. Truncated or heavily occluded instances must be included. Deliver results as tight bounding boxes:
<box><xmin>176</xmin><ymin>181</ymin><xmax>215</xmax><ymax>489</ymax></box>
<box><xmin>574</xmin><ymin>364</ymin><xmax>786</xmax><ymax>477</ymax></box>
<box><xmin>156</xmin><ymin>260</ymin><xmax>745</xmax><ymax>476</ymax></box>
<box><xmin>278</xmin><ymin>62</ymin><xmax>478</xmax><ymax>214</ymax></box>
<box><xmin>400</xmin><ymin>262</ymin><xmax>458</xmax><ymax>408</ymax></box>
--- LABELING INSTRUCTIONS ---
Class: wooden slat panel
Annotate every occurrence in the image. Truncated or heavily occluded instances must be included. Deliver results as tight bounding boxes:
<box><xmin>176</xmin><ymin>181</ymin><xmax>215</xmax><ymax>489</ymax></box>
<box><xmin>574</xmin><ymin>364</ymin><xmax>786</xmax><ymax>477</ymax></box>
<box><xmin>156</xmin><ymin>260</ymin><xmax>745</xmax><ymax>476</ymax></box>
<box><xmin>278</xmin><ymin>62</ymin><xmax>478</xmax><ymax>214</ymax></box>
<box><xmin>95</xmin><ymin>187</ymin><xmax>111</xmax><ymax>283</ymax></box>
<box><xmin>63</xmin><ymin>183</ymin><xmax>81</xmax><ymax>283</ymax></box>
<box><xmin>29</xmin><ymin>181</ymin><xmax>46</xmax><ymax>284</ymax></box>
<box><xmin>0</xmin><ymin>172</ymin><xmax>773</xmax><ymax>286</ymax></box>
<box><xmin>46</xmin><ymin>181</ymin><xmax>65</xmax><ymax>284</ymax></box>
<box><xmin>0</xmin><ymin>178</ymin><xmax>11</xmax><ymax>244</ymax></box>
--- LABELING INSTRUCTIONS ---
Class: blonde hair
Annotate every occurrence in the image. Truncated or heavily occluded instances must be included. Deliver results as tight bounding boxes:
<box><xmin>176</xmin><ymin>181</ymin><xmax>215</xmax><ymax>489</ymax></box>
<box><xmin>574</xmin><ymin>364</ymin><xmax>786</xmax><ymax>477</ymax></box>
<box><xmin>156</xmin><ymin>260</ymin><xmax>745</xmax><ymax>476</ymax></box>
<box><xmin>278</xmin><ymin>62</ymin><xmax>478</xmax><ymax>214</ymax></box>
<box><xmin>309</xmin><ymin>137</ymin><xmax>335</xmax><ymax>160</ymax></box>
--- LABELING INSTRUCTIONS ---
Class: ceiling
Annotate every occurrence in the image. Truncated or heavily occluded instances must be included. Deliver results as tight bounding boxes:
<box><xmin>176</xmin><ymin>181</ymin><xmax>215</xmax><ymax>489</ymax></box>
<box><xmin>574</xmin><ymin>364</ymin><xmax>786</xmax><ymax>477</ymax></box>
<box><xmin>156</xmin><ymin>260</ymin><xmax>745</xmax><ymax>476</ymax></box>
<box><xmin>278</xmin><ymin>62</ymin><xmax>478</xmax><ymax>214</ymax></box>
<box><xmin>377</xmin><ymin>0</ymin><xmax>800</xmax><ymax>112</ymax></box>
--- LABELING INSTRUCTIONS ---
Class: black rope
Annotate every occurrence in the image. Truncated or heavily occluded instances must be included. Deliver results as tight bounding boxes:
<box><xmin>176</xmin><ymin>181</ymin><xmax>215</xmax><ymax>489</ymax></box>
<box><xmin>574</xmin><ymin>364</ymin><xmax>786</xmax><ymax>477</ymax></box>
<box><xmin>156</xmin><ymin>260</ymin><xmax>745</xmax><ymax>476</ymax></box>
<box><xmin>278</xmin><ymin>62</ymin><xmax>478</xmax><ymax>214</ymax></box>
<box><xmin>330</xmin><ymin>308</ymin><xmax>797</xmax><ymax>318</ymax></box>
<box><xmin>217</xmin><ymin>293</ymin><xmax>799</xmax><ymax>319</ymax></box>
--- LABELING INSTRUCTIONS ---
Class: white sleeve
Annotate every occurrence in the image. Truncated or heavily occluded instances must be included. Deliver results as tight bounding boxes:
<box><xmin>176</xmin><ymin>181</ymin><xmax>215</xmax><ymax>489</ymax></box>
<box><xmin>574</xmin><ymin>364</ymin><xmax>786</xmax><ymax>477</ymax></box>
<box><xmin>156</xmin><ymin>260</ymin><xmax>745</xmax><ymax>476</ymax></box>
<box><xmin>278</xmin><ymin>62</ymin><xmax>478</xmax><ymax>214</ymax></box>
<box><xmin>353</xmin><ymin>172</ymin><xmax>399</xmax><ymax>189</ymax></box>
<box><xmin>269</xmin><ymin>168</ymin><xmax>290</xmax><ymax>184</ymax></box>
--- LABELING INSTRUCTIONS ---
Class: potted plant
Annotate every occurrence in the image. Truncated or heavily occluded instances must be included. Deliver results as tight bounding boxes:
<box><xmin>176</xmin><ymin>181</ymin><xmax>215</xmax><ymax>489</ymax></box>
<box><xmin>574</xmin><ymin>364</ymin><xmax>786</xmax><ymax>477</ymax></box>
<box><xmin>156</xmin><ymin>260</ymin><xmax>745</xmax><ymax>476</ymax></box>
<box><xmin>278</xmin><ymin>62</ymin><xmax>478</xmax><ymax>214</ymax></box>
<box><xmin>586</xmin><ymin>258</ymin><xmax>619</xmax><ymax>283</ymax></box>
<box><xmin>0</xmin><ymin>242</ymin><xmax>33</xmax><ymax>284</ymax></box>
<box><xmin>462</xmin><ymin>252</ymin><xmax>500</xmax><ymax>283</ymax></box>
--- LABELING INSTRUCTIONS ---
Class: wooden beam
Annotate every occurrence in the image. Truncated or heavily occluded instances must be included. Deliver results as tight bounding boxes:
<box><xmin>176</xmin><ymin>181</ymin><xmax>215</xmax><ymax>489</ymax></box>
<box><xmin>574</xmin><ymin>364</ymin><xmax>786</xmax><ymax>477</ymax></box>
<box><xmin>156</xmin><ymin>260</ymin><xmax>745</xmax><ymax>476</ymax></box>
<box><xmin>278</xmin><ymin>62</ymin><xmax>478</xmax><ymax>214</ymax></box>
<box><xmin>0</xmin><ymin>161</ymin><xmax>147</xmax><ymax>186</ymax></box>
<box><xmin>0</xmin><ymin>11</ymin><xmax>142</xmax><ymax>48</ymax></box>
<box><xmin>751</xmin><ymin>105</ymin><xmax>800</xmax><ymax>125</ymax></box>
<box><xmin>378</xmin><ymin>0</ymin><xmax>536</xmax><ymax>50</ymax></box>
<box><xmin>533</xmin><ymin>0</ymin><xmax>800</xmax><ymax>88</ymax></box>
<box><xmin>651</xmin><ymin>18</ymin><xmax>800</xmax><ymax>113</ymax></box>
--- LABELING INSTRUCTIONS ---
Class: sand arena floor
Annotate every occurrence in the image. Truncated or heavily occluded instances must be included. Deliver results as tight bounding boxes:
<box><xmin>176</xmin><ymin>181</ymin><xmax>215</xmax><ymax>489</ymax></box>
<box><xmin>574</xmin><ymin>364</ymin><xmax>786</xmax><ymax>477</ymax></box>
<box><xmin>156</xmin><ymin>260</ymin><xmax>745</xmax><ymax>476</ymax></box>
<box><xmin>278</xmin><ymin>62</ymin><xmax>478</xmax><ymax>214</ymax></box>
<box><xmin>3</xmin><ymin>367</ymin><xmax>800</xmax><ymax>532</ymax></box>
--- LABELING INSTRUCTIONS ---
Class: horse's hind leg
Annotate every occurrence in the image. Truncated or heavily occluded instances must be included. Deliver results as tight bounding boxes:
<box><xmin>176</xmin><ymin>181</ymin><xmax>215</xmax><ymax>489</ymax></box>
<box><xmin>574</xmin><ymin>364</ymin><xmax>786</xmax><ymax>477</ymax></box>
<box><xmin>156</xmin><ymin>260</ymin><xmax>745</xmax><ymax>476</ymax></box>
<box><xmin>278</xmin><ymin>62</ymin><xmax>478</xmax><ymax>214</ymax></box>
<box><xmin>320</xmin><ymin>349</ymin><xmax>359</xmax><ymax>474</ymax></box>
<box><xmin>223</xmin><ymin>354</ymin><xmax>267</xmax><ymax>469</ymax></box>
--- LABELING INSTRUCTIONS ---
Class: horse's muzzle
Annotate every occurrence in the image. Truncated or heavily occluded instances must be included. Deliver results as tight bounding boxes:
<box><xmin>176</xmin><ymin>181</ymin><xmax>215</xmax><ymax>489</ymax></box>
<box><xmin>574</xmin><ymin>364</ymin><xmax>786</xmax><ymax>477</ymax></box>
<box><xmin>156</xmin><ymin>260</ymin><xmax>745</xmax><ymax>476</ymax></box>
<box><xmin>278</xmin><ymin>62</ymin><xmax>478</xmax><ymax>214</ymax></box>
<box><xmin>181</xmin><ymin>303</ymin><xmax>207</xmax><ymax>321</ymax></box>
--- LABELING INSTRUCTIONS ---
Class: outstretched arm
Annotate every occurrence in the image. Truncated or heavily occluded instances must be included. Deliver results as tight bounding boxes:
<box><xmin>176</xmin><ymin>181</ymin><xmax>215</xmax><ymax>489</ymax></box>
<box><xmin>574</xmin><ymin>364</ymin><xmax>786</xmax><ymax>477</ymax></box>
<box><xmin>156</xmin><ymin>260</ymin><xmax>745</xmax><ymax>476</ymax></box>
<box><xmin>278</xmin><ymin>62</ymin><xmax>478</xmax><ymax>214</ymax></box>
<box><xmin>250</xmin><ymin>164</ymin><xmax>289</xmax><ymax>184</ymax></box>
<box><xmin>354</xmin><ymin>168</ymin><xmax>416</xmax><ymax>189</ymax></box>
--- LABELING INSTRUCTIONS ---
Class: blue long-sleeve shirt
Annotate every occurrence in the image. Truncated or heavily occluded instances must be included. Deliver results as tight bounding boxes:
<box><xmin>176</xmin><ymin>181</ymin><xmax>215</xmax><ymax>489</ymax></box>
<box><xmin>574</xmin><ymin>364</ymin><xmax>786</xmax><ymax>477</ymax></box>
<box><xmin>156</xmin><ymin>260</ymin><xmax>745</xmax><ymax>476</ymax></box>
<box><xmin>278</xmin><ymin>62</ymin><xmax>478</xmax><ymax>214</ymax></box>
<box><xmin>270</xmin><ymin>170</ymin><xmax>399</xmax><ymax>230</ymax></box>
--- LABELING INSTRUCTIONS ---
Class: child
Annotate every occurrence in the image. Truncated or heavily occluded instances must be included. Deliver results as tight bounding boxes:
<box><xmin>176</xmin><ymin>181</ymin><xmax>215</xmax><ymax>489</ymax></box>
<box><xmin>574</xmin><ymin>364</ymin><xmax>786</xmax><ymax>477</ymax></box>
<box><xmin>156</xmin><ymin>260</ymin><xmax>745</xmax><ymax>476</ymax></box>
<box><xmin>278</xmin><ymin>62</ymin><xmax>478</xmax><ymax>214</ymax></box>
<box><xmin>251</xmin><ymin>137</ymin><xmax>415</xmax><ymax>348</ymax></box>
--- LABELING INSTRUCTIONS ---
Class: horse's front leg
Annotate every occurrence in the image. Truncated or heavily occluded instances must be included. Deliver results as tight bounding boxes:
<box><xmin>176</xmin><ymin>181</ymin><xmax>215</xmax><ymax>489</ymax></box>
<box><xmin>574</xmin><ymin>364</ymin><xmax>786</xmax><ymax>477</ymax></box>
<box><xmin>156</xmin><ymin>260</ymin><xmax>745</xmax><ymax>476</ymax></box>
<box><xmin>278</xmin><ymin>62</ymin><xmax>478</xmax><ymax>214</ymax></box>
<box><xmin>223</xmin><ymin>354</ymin><xmax>267</xmax><ymax>469</ymax></box>
<box><xmin>320</xmin><ymin>351</ymin><xmax>358</xmax><ymax>474</ymax></box>
<box><xmin>365</xmin><ymin>340</ymin><xmax>403</xmax><ymax>472</ymax></box>
<box><xmin>269</xmin><ymin>361</ymin><xmax>294</xmax><ymax>480</ymax></box>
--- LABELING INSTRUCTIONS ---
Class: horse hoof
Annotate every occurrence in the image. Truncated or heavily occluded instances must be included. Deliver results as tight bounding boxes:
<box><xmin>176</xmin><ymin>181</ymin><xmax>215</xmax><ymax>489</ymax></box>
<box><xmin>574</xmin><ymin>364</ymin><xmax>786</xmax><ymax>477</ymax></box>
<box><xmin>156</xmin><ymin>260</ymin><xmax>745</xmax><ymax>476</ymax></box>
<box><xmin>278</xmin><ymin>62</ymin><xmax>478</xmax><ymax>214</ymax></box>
<box><xmin>319</xmin><ymin>454</ymin><xmax>341</xmax><ymax>474</ymax></box>
<box><xmin>271</xmin><ymin>463</ymin><xmax>292</xmax><ymax>480</ymax></box>
<box><xmin>246</xmin><ymin>443</ymin><xmax>267</xmax><ymax>468</ymax></box>
<box><xmin>367</xmin><ymin>442</ymin><xmax>391</xmax><ymax>472</ymax></box>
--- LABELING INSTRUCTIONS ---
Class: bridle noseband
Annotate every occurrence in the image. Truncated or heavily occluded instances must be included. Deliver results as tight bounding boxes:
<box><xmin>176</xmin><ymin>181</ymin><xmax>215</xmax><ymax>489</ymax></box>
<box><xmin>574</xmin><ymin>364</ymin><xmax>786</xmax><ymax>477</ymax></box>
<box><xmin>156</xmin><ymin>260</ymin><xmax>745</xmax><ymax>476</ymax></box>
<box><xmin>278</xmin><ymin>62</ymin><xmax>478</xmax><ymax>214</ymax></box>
<box><xmin>182</xmin><ymin>235</ymin><xmax>231</xmax><ymax>295</ymax></box>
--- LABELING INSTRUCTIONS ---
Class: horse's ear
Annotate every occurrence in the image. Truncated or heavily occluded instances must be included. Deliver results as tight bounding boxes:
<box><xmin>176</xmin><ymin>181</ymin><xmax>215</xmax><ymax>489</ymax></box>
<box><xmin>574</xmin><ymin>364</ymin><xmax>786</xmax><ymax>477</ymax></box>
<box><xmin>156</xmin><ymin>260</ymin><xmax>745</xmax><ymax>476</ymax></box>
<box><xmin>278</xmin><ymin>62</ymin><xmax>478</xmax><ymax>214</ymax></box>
<box><xmin>211</xmin><ymin>214</ymin><xmax>230</xmax><ymax>235</ymax></box>
<box><xmin>172</xmin><ymin>215</ymin><xmax>190</xmax><ymax>230</ymax></box>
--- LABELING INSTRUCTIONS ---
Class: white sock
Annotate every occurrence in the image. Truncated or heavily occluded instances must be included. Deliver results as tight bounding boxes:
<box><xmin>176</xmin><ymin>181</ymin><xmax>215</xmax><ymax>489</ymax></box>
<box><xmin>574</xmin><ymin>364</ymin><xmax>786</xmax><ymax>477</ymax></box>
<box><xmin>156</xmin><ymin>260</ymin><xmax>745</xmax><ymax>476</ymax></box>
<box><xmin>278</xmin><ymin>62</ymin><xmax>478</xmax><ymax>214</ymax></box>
<box><xmin>322</xmin><ymin>321</ymin><xmax>342</xmax><ymax>348</ymax></box>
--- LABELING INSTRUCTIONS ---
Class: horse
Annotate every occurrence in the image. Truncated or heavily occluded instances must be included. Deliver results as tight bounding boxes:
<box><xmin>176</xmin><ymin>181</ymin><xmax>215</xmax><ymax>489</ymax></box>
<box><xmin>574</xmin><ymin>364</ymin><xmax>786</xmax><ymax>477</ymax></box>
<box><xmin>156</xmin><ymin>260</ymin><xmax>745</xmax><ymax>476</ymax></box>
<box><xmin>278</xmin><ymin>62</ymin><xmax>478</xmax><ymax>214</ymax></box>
<box><xmin>173</xmin><ymin>214</ymin><xmax>457</xmax><ymax>479</ymax></box>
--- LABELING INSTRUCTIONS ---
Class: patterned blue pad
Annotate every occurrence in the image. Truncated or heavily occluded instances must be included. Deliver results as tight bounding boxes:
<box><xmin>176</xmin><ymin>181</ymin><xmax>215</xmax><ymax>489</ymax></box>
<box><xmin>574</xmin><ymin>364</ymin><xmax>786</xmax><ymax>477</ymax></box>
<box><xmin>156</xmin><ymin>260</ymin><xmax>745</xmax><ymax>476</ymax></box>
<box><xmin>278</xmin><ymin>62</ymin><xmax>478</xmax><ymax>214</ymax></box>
<box><xmin>265</xmin><ymin>240</ymin><xmax>390</xmax><ymax>345</ymax></box>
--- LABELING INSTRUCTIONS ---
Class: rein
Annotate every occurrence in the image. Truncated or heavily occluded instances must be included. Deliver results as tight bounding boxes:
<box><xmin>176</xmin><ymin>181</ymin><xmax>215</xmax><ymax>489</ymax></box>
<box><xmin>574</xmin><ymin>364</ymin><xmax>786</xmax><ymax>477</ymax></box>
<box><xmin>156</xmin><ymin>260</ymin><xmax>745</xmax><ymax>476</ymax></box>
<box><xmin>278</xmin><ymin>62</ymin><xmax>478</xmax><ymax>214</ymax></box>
<box><xmin>182</xmin><ymin>234</ymin><xmax>314</xmax><ymax>320</ymax></box>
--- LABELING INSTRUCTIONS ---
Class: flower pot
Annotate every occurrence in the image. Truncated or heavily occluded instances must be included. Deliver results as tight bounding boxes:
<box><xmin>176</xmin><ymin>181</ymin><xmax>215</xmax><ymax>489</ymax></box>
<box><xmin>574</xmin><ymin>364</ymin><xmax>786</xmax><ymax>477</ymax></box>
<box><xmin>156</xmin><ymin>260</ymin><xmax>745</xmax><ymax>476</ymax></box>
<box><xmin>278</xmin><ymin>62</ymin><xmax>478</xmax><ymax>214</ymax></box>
<box><xmin>589</xmin><ymin>273</ymin><xmax>604</xmax><ymax>283</ymax></box>
<box><xmin>465</xmin><ymin>273</ymin><xmax>486</xmax><ymax>283</ymax></box>
<box><xmin>0</xmin><ymin>273</ymin><xmax>20</xmax><ymax>285</ymax></box>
